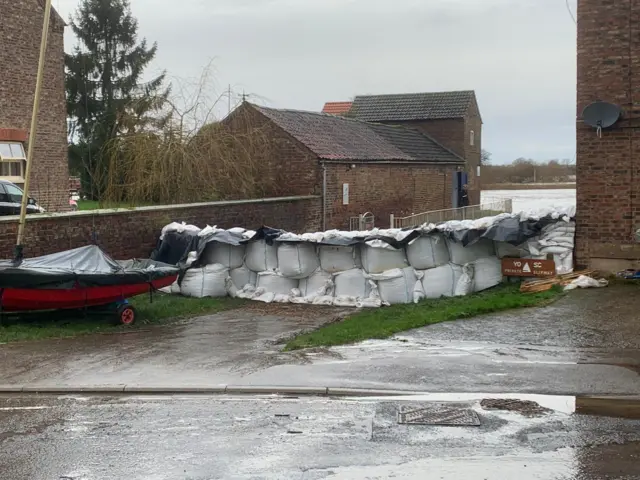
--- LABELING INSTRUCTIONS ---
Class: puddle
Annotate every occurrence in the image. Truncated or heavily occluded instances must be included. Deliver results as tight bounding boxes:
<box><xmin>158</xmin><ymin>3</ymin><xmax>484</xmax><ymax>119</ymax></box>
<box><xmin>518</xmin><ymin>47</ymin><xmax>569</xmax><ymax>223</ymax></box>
<box><xmin>346</xmin><ymin>392</ymin><xmax>576</xmax><ymax>414</ymax></box>
<box><xmin>576</xmin><ymin>396</ymin><xmax>640</xmax><ymax>419</ymax></box>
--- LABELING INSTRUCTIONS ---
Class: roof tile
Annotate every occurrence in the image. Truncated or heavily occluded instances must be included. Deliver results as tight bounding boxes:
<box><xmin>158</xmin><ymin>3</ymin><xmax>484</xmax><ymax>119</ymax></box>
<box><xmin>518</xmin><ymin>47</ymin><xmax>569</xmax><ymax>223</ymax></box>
<box><xmin>251</xmin><ymin>104</ymin><xmax>463</xmax><ymax>164</ymax></box>
<box><xmin>350</xmin><ymin>91</ymin><xmax>475</xmax><ymax>122</ymax></box>
<box><xmin>321</xmin><ymin>101</ymin><xmax>353</xmax><ymax>115</ymax></box>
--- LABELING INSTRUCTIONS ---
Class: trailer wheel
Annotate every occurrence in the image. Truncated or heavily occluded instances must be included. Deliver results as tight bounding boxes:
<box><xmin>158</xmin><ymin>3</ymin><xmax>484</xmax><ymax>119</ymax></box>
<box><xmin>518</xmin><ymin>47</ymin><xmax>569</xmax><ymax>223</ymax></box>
<box><xmin>117</xmin><ymin>304</ymin><xmax>136</xmax><ymax>326</ymax></box>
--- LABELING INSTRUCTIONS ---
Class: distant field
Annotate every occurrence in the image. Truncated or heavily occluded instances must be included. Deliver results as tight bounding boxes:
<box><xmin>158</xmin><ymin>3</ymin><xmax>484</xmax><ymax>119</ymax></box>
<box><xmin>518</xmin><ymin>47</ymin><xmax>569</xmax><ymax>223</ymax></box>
<box><xmin>482</xmin><ymin>183</ymin><xmax>576</xmax><ymax>190</ymax></box>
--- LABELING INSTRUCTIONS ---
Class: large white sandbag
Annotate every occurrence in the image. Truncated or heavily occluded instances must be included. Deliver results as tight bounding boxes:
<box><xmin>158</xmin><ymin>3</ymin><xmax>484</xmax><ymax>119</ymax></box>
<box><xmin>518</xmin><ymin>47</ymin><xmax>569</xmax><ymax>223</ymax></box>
<box><xmin>420</xmin><ymin>264</ymin><xmax>463</xmax><ymax>299</ymax></box>
<box><xmin>446</xmin><ymin>238</ymin><xmax>495</xmax><ymax>265</ymax></box>
<box><xmin>333</xmin><ymin>268</ymin><xmax>372</xmax><ymax>298</ymax></box>
<box><xmin>472</xmin><ymin>257</ymin><xmax>503</xmax><ymax>292</ymax></box>
<box><xmin>180</xmin><ymin>264</ymin><xmax>229</xmax><ymax>298</ymax></box>
<box><xmin>319</xmin><ymin>245</ymin><xmax>361</xmax><ymax>273</ymax></box>
<box><xmin>256</xmin><ymin>271</ymin><xmax>298</xmax><ymax>295</ymax></box>
<box><xmin>406</xmin><ymin>234</ymin><xmax>450</xmax><ymax>270</ymax></box>
<box><xmin>361</xmin><ymin>245</ymin><xmax>408</xmax><ymax>274</ymax></box>
<box><xmin>245</xmin><ymin>240</ymin><xmax>278</xmax><ymax>272</ymax></box>
<box><xmin>495</xmin><ymin>242</ymin><xmax>525</xmax><ymax>259</ymax></box>
<box><xmin>455</xmin><ymin>264</ymin><xmax>475</xmax><ymax>297</ymax></box>
<box><xmin>298</xmin><ymin>269</ymin><xmax>334</xmax><ymax>297</ymax></box>
<box><xmin>277</xmin><ymin>242</ymin><xmax>320</xmax><ymax>279</ymax></box>
<box><xmin>229</xmin><ymin>265</ymin><xmax>258</xmax><ymax>290</ymax></box>
<box><xmin>368</xmin><ymin>268</ymin><xmax>424</xmax><ymax>305</ymax></box>
<box><xmin>554</xmin><ymin>252</ymin><xmax>574</xmax><ymax>275</ymax></box>
<box><xmin>159</xmin><ymin>279</ymin><xmax>181</xmax><ymax>295</ymax></box>
<box><xmin>200</xmin><ymin>242</ymin><xmax>245</xmax><ymax>269</ymax></box>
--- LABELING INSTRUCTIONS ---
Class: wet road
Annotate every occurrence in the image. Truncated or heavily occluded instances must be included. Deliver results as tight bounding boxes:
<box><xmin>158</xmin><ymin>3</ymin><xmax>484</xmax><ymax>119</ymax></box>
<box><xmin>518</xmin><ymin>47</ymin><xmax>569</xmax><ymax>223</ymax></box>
<box><xmin>1</xmin><ymin>393</ymin><xmax>640</xmax><ymax>479</ymax></box>
<box><xmin>1</xmin><ymin>286</ymin><xmax>640</xmax><ymax>395</ymax></box>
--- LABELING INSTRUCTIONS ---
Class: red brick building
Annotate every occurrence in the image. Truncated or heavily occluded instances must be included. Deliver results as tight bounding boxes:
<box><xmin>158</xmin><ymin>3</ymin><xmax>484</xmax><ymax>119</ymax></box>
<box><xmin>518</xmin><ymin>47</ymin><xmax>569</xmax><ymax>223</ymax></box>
<box><xmin>576</xmin><ymin>0</ymin><xmax>640</xmax><ymax>270</ymax></box>
<box><xmin>226</xmin><ymin>102</ymin><xmax>464</xmax><ymax>230</ymax></box>
<box><xmin>323</xmin><ymin>91</ymin><xmax>482</xmax><ymax>205</ymax></box>
<box><xmin>0</xmin><ymin>0</ymin><xmax>69</xmax><ymax>211</ymax></box>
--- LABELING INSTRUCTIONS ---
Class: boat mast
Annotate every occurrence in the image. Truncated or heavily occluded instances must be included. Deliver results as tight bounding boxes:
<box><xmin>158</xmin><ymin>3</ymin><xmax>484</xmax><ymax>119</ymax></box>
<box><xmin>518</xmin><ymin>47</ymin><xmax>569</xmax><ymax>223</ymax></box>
<box><xmin>15</xmin><ymin>0</ymin><xmax>53</xmax><ymax>261</ymax></box>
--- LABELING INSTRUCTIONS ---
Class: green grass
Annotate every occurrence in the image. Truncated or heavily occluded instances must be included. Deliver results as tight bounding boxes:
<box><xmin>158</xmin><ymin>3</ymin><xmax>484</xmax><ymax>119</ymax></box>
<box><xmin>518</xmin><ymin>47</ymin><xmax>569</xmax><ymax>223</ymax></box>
<box><xmin>77</xmin><ymin>200</ymin><xmax>154</xmax><ymax>211</ymax></box>
<box><xmin>284</xmin><ymin>284</ymin><xmax>563</xmax><ymax>351</ymax></box>
<box><xmin>0</xmin><ymin>294</ymin><xmax>246</xmax><ymax>344</ymax></box>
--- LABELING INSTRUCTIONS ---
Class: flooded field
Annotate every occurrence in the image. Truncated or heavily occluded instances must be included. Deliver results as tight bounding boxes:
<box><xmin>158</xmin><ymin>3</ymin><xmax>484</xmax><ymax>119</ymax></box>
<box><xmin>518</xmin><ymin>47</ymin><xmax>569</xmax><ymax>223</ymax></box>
<box><xmin>482</xmin><ymin>189</ymin><xmax>576</xmax><ymax>213</ymax></box>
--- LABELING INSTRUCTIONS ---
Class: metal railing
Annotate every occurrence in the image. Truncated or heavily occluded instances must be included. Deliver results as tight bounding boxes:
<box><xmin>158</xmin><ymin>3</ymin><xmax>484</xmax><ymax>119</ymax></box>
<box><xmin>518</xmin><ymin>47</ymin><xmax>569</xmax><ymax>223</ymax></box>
<box><xmin>349</xmin><ymin>212</ymin><xmax>375</xmax><ymax>231</ymax></box>
<box><xmin>390</xmin><ymin>199</ymin><xmax>513</xmax><ymax>229</ymax></box>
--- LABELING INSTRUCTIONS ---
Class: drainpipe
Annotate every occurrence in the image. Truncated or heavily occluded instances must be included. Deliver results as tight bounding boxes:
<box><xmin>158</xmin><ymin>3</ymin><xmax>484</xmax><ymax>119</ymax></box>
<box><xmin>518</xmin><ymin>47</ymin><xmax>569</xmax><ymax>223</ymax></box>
<box><xmin>322</xmin><ymin>162</ymin><xmax>327</xmax><ymax>231</ymax></box>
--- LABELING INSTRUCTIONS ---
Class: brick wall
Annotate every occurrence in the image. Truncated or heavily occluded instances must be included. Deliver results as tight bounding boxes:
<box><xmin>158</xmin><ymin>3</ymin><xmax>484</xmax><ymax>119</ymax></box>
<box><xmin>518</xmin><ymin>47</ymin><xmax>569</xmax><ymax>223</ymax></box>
<box><xmin>224</xmin><ymin>104</ymin><xmax>322</xmax><ymax>197</ymax></box>
<box><xmin>380</xmin><ymin>118</ymin><xmax>482</xmax><ymax>204</ymax></box>
<box><xmin>576</xmin><ymin>0</ymin><xmax>640</xmax><ymax>270</ymax></box>
<box><xmin>324</xmin><ymin>163</ymin><xmax>455</xmax><ymax>230</ymax></box>
<box><xmin>464</xmin><ymin>98</ymin><xmax>483</xmax><ymax>205</ymax></box>
<box><xmin>0</xmin><ymin>1</ymin><xmax>69</xmax><ymax>212</ymax></box>
<box><xmin>0</xmin><ymin>196</ymin><xmax>322</xmax><ymax>260</ymax></box>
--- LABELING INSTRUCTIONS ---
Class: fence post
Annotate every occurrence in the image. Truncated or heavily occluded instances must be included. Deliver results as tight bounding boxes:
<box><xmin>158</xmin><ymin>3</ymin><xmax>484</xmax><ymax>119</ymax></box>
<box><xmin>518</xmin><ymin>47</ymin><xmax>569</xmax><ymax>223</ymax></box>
<box><xmin>389</xmin><ymin>213</ymin><xmax>394</xmax><ymax>228</ymax></box>
<box><xmin>505</xmin><ymin>199</ymin><xmax>513</xmax><ymax>213</ymax></box>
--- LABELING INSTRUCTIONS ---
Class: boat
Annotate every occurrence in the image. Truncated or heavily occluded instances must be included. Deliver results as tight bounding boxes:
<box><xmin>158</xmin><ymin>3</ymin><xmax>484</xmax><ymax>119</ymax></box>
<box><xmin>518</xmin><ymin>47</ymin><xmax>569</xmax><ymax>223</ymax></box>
<box><xmin>0</xmin><ymin>245</ymin><xmax>179</xmax><ymax>324</ymax></box>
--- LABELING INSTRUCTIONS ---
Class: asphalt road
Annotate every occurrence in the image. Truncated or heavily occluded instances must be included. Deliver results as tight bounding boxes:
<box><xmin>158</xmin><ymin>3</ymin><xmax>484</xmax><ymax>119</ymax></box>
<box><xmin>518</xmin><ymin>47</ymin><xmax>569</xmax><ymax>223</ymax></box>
<box><xmin>1</xmin><ymin>287</ymin><xmax>640</xmax><ymax>395</ymax></box>
<box><xmin>1</xmin><ymin>393</ymin><xmax>640</xmax><ymax>480</ymax></box>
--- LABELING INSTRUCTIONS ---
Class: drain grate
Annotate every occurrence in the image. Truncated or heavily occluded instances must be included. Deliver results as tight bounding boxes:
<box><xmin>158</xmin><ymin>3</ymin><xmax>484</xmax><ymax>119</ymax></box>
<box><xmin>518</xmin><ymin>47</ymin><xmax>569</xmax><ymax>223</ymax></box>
<box><xmin>397</xmin><ymin>405</ymin><xmax>480</xmax><ymax>426</ymax></box>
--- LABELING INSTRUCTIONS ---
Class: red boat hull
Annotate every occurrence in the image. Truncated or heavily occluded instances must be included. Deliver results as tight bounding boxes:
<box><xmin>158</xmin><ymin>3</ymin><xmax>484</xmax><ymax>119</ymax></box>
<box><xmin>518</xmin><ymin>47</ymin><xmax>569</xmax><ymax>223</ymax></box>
<box><xmin>0</xmin><ymin>274</ymin><xmax>178</xmax><ymax>312</ymax></box>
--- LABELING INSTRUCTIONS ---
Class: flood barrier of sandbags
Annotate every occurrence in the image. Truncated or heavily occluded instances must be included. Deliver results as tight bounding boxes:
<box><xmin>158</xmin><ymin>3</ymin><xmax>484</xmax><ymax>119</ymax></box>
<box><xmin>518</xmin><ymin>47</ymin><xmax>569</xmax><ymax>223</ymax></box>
<box><xmin>153</xmin><ymin>207</ymin><xmax>576</xmax><ymax>307</ymax></box>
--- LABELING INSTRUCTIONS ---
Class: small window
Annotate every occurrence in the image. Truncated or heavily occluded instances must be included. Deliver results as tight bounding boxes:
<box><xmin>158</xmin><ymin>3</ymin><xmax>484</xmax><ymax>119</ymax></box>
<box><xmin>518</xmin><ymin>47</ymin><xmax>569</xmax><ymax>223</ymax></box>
<box><xmin>470</xmin><ymin>130</ymin><xmax>475</xmax><ymax>146</ymax></box>
<box><xmin>0</xmin><ymin>141</ymin><xmax>26</xmax><ymax>181</ymax></box>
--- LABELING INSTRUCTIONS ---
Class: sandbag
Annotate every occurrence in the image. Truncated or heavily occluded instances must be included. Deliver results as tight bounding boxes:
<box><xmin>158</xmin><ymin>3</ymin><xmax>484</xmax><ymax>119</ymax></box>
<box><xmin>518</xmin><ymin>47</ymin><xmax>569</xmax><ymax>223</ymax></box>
<box><xmin>554</xmin><ymin>252</ymin><xmax>574</xmax><ymax>275</ymax></box>
<box><xmin>319</xmin><ymin>245</ymin><xmax>361</xmax><ymax>273</ymax></box>
<box><xmin>406</xmin><ymin>234</ymin><xmax>450</xmax><ymax>270</ymax></box>
<box><xmin>180</xmin><ymin>264</ymin><xmax>229</xmax><ymax>298</ymax></box>
<box><xmin>361</xmin><ymin>245</ymin><xmax>408</xmax><ymax>274</ymax></box>
<box><xmin>277</xmin><ymin>242</ymin><xmax>320</xmax><ymax>279</ymax></box>
<box><xmin>159</xmin><ymin>279</ymin><xmax>181</xmax><ymax>295</ymax></box>
<box><xmin>200</xmin><ymin>242</ymin><xmax>245</xmax><ymax>269</ymax></box>
<box><xmin>298</xmin><ymin>269</ymin><xmax>333</xmax><ymax>297</ymax></box>
<box><xmin>229</xmin><ymin>265</ymin><xmax>258</xmax><ymax>290</ymax></box>
<box><xmin>245</xmin><ymin>240</ymin><xmax>278</xmax><ymax>272</ymax></box>
<box><xmin>333</xmin><ymin>268</ymin><xmax>372</xmax><ymax>299</ymax></box>
<box><xmin>446</xmin><ymin>238</ymin><xmax>495</xmax><ymax>265</ymax></box>
<box><xmin>495</xmin><ymin>242</ymin><xmax>524</xmax><ymax>259</ymax></box>
<box><xmin>368</xmin><ymin>268</ymin><xmax>424</xmax><ymax>305</ymax></box>
<box><xmin>472</xmin><ymin>257</ymin><xmax>503</xmax><ymax>292</ymax></box>
<box><xmin>420</xmin><ymin>264</ymin><xmax>463</xmax><ymax>299</ymax></box>
<box><xmin>256</xmin><ymin>271</ymin><xmax>298</xmax><ymax>295</ymax></box>
<box><xmin>455</xmin><ymin>264</ymin><xmax>474</xmax><ymax>297</ymax></box>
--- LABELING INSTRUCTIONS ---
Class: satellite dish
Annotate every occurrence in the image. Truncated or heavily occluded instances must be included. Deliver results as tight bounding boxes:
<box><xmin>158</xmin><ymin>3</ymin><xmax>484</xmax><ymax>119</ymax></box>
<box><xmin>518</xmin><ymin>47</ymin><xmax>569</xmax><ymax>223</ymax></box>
<box><xmin>582</xmin><ymin>101</ymin><xmax>621</xmax><ymax>129</ymax></box>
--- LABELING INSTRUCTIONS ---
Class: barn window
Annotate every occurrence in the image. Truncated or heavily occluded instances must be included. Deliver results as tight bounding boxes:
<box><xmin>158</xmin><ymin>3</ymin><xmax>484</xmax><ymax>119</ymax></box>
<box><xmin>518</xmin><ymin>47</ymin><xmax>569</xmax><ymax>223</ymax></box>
<box><xmin>470</xmin><ymin>130</ymin><xmax>475</xmax><ymax>146</ymax></box>
<box><xmin>0</xmin><ymin>142</ymin><xmax>26</xmax><ymax>181</ymax></box>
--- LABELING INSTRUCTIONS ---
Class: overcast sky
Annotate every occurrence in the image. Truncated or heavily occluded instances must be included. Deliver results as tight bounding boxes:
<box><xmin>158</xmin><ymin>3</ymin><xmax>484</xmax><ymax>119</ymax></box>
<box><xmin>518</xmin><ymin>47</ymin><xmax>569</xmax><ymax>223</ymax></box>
<box><xmin>54</xmin><ymin>0</ymin><xmax>578</xmax><ymax>165</ymax></box>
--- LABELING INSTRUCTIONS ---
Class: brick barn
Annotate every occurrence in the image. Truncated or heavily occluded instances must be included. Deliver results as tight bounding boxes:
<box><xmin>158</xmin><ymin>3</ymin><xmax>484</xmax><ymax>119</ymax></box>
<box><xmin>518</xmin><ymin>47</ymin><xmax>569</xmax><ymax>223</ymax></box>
<box><xmin>225</xmin><ymin>102</ymin><xmax>465</xmax><ymax>230</ymax></box>
<box><xmin>323</xmin><ymin>90</ymin><xmax>483</xmax><ymax>205</ymax></box>
<box><xmin>0</xmin><ymin>0</ymin><xmax>69</xmax><ymax>211</ymax></box>
<box><xmin>576</xmin><ymin>0</ymin><xmax>640</xmax><ymax>271</ymax></box>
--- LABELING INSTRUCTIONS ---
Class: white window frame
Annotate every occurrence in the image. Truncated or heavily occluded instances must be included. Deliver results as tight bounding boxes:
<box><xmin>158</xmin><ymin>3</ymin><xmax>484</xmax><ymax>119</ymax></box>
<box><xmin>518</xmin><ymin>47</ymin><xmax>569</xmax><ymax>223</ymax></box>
<box><xmin>470</xmin><ymin>130</ymin><xmax>475</xmax><ymax>146</ymax></box>
<box><xmin>0</xmin><ymin>141</ymin><xmax>26</xmax><ymax>184</ymax></box>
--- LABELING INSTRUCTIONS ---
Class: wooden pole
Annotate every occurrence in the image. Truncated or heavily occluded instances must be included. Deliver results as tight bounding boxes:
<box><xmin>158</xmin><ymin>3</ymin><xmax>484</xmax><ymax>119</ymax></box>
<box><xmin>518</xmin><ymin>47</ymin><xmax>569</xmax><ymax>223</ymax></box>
<box><xmin>15</xmin><ymin>0</ymin><xmax>53</xmax><ymax>260</ymax></box>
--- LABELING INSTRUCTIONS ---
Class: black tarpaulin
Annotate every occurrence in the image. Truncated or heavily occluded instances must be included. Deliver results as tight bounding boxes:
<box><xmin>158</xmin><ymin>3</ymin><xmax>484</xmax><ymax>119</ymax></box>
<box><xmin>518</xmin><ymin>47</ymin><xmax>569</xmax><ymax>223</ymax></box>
<box><xmin>0</xmin><ymin>245</ymin><xmax>179</xmax><ymax>289</ymax></box>
<box><xmin>151</xmin><ymin>230</ymin><xmax>199</xmax><ymax>266</ymax></box>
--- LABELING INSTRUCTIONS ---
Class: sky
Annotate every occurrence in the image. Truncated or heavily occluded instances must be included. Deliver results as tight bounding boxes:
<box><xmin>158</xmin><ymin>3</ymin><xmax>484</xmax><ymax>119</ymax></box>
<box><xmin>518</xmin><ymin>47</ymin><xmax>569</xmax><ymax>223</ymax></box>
<box><xmin>54</xmin><ymin>0</ymin><xmax>578</xmax><ymax>165</ymax></box>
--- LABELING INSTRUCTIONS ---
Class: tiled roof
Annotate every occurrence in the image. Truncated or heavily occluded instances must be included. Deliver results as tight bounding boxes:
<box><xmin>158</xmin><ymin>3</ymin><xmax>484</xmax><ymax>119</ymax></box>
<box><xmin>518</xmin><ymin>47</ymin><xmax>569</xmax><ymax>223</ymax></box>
<box><xmin>251</xmin><ymin>104</ymin><xmax>463</xmax><ymax>164</ymax></box>
<box><xmin>321</xmin><ymin>101</ymin><xmax>353</xmax><ymax>115</ymax></box>
<box><xmin>350</xmin><ymin>91</ymin><xmax>475</xmax><ymax>122</ymax></box>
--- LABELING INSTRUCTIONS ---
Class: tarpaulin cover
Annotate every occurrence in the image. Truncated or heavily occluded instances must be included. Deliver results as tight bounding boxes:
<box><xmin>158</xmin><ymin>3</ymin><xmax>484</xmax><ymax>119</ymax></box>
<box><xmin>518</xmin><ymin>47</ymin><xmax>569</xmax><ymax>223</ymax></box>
<box><xmin>151</xmin><ymin>230</ymin><xmax>199</xmax><ymax>266</ymax></box>
<box><xmin>0</xmin><ymin>245</ymin><xmax>179</xmax><ymax>289</ymax></box>
<box><xmin>442</xmin><ymin>214</ymin><xmax>568</xmax><ymax>246</ymax></box>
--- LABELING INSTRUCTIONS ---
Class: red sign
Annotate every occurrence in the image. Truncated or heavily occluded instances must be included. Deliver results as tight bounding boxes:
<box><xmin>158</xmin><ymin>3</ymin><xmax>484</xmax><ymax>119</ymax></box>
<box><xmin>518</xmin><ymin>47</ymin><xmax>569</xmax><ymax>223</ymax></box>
<box><xmin>501</xmin><ymin>258</ymin><xmax>556</xmax><ymax>277</ymax></box>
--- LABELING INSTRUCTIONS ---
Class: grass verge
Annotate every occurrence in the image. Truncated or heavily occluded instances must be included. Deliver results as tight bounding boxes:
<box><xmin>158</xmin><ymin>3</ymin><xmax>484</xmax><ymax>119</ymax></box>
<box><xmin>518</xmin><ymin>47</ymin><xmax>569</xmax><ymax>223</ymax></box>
<box><xmin>284</xmin><ymin>284</ymin><xmax>563</xmax><ymax>351</ymax></box>
<box><xmin>0</xmin><ymin>294</ymin><xmax>245</xmax><ymax>344</ymax></box>
<box><xmin>77</xmin><ymin>200</ymin><xmax>153</xmax><ymax>211</ymax></box>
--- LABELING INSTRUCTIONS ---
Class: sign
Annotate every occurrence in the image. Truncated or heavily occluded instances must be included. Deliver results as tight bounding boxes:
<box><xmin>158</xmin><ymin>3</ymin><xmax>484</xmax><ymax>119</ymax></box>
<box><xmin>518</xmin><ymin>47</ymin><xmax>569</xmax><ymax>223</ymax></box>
<box><xmin>501</xmin><ymin>258</ymin><xmax>556</xmax><ymax>277</ymax></box>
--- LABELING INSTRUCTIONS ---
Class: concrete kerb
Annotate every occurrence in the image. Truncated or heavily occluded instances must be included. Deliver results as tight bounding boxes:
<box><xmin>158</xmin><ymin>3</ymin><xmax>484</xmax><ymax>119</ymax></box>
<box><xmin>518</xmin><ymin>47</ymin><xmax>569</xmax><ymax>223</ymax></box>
<box><xmin>0</xmin><ymin>385</ymin><xmax>423</xmax><ymax>397</ymax></box>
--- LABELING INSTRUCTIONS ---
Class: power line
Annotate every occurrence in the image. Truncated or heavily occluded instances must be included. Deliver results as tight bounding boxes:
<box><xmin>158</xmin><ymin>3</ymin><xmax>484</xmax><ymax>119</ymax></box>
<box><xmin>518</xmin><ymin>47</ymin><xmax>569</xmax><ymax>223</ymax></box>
<box><xmin>565</xmin><ymin>0</ymin><xmax>576</xmax><ymax>25</ymax></box>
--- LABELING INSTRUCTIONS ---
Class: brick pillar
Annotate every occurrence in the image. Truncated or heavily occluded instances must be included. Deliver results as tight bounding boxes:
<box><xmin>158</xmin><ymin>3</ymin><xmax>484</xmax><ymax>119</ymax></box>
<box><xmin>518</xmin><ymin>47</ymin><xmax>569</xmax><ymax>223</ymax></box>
<box><xmin>576</xmin><ymin>0</ymin><xmax>640</xmax><ymax>270</ymax></box>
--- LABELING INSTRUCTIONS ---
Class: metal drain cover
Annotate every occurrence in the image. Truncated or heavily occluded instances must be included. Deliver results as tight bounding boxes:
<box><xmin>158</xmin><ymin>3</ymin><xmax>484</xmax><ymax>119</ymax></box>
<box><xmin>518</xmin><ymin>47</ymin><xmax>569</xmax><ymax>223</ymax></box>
<box><xmin>397</xmin><ymin>405</ymin><xmax>480</xmax><ymax>426</ymax></box>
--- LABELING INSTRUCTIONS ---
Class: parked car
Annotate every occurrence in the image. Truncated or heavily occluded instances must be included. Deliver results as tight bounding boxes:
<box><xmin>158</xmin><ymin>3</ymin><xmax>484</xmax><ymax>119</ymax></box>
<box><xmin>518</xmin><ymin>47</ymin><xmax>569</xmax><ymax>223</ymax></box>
<box><xmin>0</xmin><ymin>180</ymin><xmax>44</xmax><ymax>215</ymax></box>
